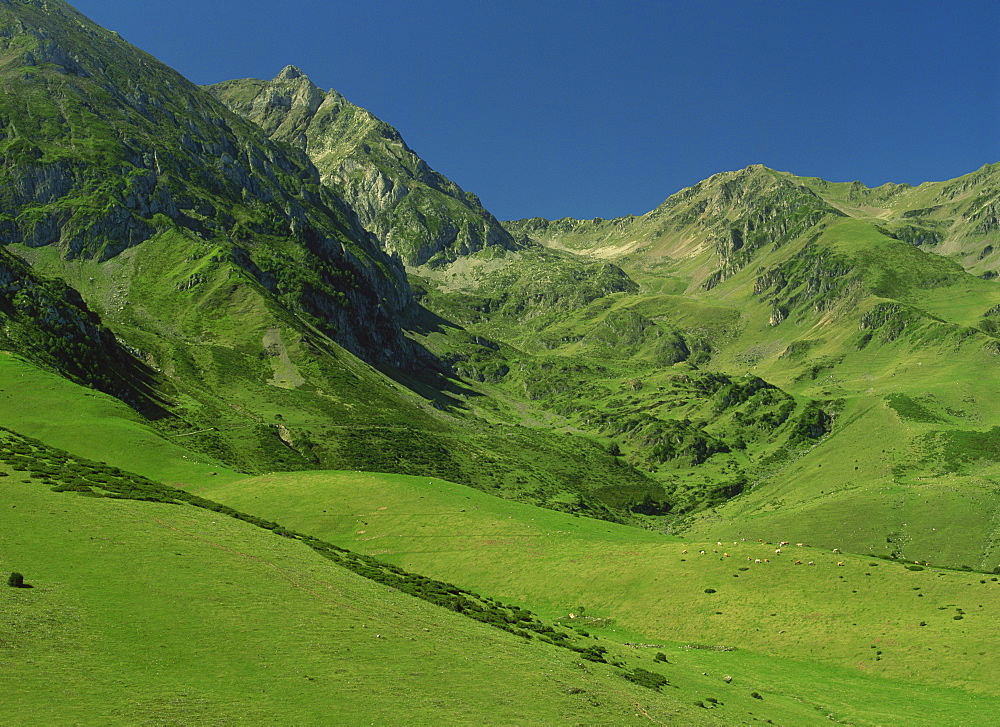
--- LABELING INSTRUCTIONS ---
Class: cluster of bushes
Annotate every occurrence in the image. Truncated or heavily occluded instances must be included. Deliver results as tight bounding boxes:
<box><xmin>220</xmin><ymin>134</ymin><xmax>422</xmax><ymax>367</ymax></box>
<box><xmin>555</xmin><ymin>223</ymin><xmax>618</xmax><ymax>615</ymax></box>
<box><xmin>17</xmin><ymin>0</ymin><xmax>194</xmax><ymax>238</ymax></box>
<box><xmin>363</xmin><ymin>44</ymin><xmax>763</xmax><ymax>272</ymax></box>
<box><xmin>326</xmin><ymin>427</ymin><xmax>464</xmax><ymax>484</ymax></box>
<box><xmin>592</xmin><ymin>411</ymin><xmax>729</xmax><ymax>467</ymax></box>
<box><xmin>872</xmin><ymin>552</ymin><xmax>1000</xmax><ymax>576</ymax></box>
<box><xmin>588</xmin><ymin>368</ymin><xmax>832</xmax><ymax>479</ymax></box>
<box><xmin>622</xmin><ymin>667</ymin><xmax>670</xmax><ymax>691</ymax></box>
<box><xmin>752</xmin><ymin>241</ymin><xmax>854</xmax><ymax>319</ymax></box>
<box><xmin>300</xmin><ymin>540</ymin><xmax>609</xmax><ymax>657</ymax></box>
<box><xmin>0</xmin><ymin>431</ymin><xmax>183</xmax><ymax>503</ymax></box>
<box><xmin>857</xmin><ymin>302</ymin><xmax>915</xmax><ymax>347</ymax></box>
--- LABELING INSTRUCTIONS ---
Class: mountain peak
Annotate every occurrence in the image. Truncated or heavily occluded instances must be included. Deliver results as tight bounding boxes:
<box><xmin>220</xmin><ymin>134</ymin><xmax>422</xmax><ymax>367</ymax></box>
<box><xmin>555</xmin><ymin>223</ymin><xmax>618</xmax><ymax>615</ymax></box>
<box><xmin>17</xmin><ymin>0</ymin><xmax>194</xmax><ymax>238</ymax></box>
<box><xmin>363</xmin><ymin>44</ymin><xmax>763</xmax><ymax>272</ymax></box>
<box><xmin>275</xmin><ymin>64</ymin><xmax>306</xmax><ymax>81</ymax></box>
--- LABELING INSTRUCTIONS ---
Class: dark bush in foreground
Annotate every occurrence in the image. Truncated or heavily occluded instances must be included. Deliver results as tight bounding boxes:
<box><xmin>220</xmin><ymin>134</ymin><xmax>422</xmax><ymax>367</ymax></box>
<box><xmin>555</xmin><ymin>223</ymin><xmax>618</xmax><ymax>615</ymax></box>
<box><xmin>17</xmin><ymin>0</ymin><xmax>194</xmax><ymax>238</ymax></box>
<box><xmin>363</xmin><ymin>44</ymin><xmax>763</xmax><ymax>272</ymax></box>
<box><xmin>8</xmin><ymin>572</ymin><xmax>25</xmax><ymax>588</ymax></box>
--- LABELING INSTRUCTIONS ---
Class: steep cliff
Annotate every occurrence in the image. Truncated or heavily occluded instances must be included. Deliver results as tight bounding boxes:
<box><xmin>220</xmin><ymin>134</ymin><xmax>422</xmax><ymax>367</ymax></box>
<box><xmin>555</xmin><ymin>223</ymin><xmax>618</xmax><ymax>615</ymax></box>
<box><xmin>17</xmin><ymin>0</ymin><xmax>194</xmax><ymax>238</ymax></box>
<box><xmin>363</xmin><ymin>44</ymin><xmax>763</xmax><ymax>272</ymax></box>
<box><xmin>0</xmin><ymin>0</ymin><xmax>412</xmax><ymax>366</ymax></box>
<box><xmin>209</xmin><ymin>67</ymin><xmax>521</xmax><ymax>267</ymax></box>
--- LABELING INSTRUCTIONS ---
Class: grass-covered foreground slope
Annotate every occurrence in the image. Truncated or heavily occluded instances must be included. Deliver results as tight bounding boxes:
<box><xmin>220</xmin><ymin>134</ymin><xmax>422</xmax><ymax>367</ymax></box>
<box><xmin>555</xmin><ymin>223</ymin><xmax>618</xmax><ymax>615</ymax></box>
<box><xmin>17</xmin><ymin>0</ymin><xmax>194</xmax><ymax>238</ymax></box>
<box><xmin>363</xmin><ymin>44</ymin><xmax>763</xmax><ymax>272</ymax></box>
<box><xmin>1</xmin><ymin>468</ymin><xmax>655</xmax><ymax>723</ymax></box>
<box><xmin>199</xmin><ymin>468</ymin><xmax>1000</xmax><ymax>723</ymax></box>
<box><xmin>0</xmin><ymin>425</ymin><xmax>919</xmax><ymax>726</ymax></box>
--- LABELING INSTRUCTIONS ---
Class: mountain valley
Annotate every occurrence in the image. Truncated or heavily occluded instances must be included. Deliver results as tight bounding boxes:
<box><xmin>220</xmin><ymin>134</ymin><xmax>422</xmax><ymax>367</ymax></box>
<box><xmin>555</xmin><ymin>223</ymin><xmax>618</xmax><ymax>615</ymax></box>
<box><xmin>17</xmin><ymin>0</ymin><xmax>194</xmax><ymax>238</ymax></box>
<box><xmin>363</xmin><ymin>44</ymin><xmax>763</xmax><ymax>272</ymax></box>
<box><xmin>1</xmin><ymin>1</ymin><xmax>999</xmax><ymax>723</ymax></box>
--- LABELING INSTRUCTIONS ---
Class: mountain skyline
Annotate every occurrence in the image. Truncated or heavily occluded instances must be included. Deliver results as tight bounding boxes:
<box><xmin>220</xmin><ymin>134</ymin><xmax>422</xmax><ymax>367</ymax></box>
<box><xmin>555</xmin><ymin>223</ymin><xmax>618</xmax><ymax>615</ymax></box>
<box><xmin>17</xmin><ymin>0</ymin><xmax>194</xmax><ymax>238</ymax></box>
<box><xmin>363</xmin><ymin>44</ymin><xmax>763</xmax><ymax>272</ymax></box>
<box><xmin>67</xmin><ymin>0</ymin><xmax>1000</xmax><ymax>222</ymax></box>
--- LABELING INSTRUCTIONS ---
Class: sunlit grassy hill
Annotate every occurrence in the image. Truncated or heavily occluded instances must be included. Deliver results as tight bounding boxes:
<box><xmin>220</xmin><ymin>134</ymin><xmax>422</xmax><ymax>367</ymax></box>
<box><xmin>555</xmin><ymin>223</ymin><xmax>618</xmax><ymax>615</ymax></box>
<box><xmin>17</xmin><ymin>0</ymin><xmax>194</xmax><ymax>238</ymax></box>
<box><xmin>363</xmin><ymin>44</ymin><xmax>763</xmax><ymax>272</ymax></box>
<box><xmin>406</xmin><ymin>164</ymin><xmax>1000</xmax><ymax>567</ymax></box>
<box><xmin>1</xmin><ymin>450</ymin><xmax>726</xmax><ymax>724</ymax></box>
<box><xmin>9</xmin><ymin>419</ymin><xmax>959</xmax><ymax>726</ymax></box>
<box><xmin>198</xmin><ymin>467</ymin><xmax>1000</xmax><ymax>724</ymax></box>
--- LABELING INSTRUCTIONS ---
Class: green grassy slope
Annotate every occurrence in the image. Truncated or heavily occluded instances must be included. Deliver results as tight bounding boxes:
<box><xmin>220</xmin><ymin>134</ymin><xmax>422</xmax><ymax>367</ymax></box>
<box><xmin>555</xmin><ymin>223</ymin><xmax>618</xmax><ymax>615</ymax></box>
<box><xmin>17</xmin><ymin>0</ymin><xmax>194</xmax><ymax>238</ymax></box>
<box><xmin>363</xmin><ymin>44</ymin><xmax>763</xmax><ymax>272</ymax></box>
<box><xmin>2</xmin><ymin>424</ymin><xmax>912</xmax><ymax>726</ymax></box>
<box><xmin>1</xmin><ymin>476</ymin><xmax>686</xmax><ymax>724</ymax></box>
<box><xmin>0</xmin><ymin>351</ymin><xmax>240</xmax><ymax>486</ymax></box>
<box><xmin>199</xmin><ymin>468</ymin><xmax>1000</xmax><ymax>723</ymax></box>
<box><xmin>398</xmin><ymin>165</ymin><xmax>1000</xmax><ymax>567</ymax></box>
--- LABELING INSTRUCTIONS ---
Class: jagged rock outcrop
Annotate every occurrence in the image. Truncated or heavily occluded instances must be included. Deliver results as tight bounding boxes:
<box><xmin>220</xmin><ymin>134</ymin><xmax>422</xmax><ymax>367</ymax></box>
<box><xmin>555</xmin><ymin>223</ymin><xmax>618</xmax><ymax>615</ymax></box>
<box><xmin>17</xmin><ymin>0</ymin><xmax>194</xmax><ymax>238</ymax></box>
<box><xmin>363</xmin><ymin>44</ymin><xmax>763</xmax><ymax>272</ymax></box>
<box><xmin>209</xmin><ymin>67</ymin><xmax>521</xmax><ymax>267</ymax></box>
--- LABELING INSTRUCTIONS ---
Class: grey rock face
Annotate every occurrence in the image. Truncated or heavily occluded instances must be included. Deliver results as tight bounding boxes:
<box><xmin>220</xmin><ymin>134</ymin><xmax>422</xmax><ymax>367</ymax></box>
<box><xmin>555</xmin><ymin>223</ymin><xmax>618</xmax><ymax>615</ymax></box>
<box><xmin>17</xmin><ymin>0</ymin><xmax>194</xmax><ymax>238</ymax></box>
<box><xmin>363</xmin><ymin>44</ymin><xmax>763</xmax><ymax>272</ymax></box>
<box><xmin>209</xmin><ymin>67</ymin><xmax>522</xmax><ymax>267</ymax></box>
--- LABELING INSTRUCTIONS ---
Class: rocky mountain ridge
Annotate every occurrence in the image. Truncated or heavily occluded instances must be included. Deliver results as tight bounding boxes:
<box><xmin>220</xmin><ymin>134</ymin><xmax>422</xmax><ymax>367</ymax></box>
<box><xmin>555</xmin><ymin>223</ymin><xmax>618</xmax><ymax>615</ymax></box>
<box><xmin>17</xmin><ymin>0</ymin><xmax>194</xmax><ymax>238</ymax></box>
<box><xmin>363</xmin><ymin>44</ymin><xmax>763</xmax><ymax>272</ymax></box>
<box><xmin>208</xmin><ymin>66</ymin><xmax>522</xmax><ymax>267</ymax></box>
<box><xmin>505</xmin><ymin>162</ymin><xmax>1000</xmax><ymax>281</ymax></box>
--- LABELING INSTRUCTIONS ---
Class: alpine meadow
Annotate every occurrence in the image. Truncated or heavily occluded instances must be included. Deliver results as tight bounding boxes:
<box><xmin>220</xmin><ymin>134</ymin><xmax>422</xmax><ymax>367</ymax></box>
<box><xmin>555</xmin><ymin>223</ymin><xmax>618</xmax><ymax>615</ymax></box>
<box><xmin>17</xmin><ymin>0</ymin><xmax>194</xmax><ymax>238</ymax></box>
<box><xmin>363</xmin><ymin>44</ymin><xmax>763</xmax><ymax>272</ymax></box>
<box><xmin>2</xmin><ymin>1</ymin><xmax>1000</xmax><ymax>724</ymax></box>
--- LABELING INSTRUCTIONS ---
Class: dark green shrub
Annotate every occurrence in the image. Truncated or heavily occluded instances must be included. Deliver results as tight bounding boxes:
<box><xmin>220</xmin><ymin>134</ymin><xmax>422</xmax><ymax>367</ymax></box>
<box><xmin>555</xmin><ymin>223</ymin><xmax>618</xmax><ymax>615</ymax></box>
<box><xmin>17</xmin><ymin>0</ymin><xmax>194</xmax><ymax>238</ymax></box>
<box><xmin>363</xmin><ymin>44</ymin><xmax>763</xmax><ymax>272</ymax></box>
<box><xmin>751</xmin><ymin>691</ymin><xmax>763</xmax><ymax>700</ymax></box>
<box><xmin>576</xmin><ymin>645</ymin><xmax>608</xmax><ymax>663</ymax></box>
<box><xmin>653</xmin><ymin>652</ymin><xmax>668</xmax><ymax>663</ymax></box>
<box><xmin>704</xmin><ymin>588</ymin><xmax>717</xmax><ymax>593</ymax></box>
<box><xmin>7</xmin><ymin>572</ymin><xmax>25</xmax><ymax>588</ymax></box>
<box><xmin>623</xmin><ymin>668</ymin><xmax>668</xmax><ymax>691</ymax></box>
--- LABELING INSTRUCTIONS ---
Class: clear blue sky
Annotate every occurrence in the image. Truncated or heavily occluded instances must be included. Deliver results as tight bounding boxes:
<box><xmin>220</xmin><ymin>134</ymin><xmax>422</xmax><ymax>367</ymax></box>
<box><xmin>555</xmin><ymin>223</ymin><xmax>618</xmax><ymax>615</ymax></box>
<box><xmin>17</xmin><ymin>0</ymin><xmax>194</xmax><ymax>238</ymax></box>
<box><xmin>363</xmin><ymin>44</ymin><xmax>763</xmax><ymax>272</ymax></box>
<box><xmin>70</xmin><ymin>0</ymin><xmax>999</xmax><ymax>221</ymax></box>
